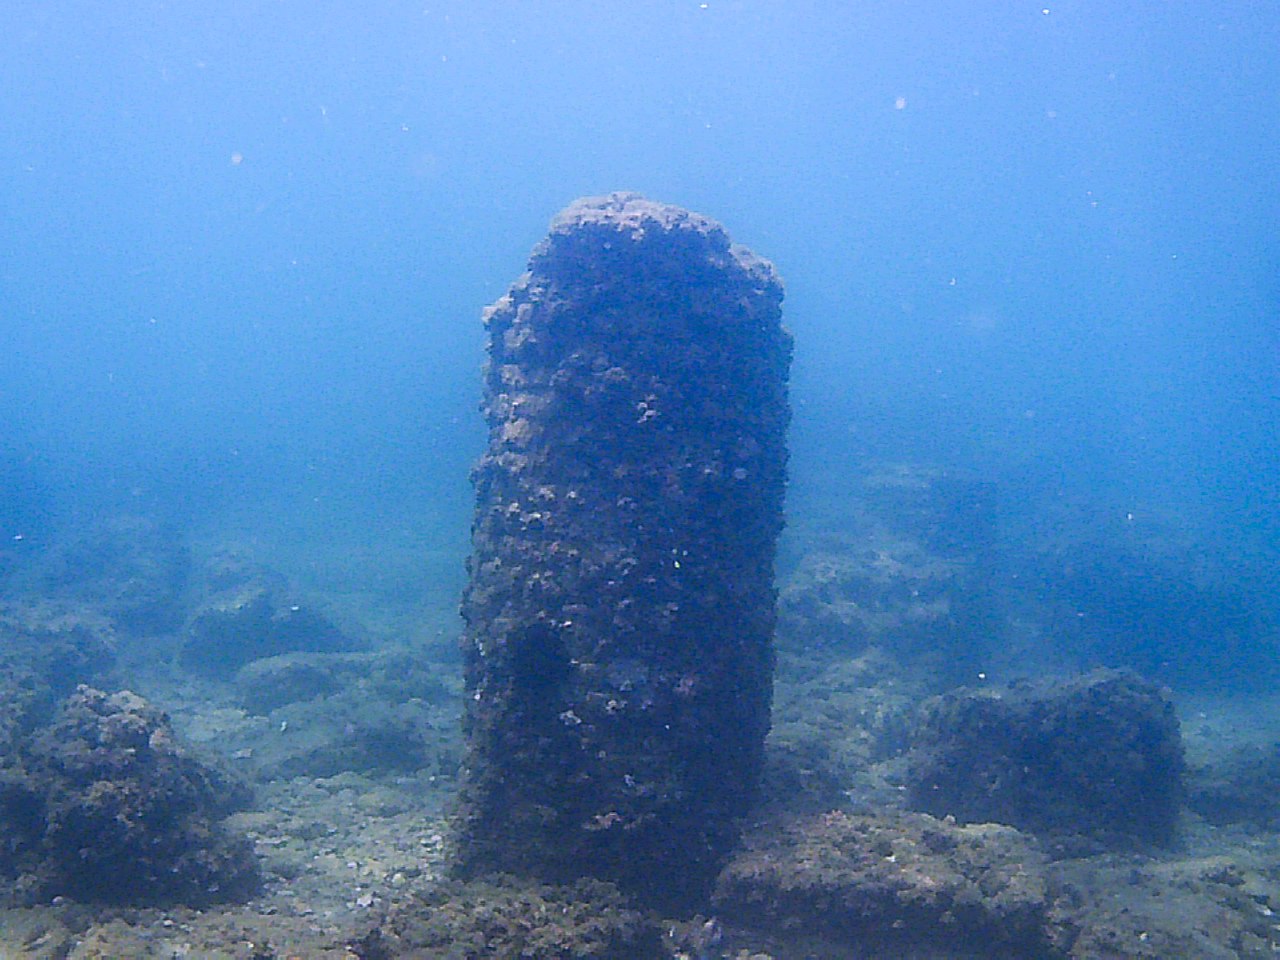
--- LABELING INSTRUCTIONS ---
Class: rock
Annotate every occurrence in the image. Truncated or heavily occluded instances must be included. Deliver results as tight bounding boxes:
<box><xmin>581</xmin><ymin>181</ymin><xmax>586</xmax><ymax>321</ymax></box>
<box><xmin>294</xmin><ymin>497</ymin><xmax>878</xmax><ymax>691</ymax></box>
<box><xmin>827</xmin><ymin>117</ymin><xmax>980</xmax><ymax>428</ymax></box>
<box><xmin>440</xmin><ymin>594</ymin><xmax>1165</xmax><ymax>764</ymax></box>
<box><xmin>1045</xmin><ymin>854</ymin><xmax>1280</xmax><ymax>959</ymax></box>
<box><xmin>453</xmin><ymin>193</ymin><xmax>791</xmax><ymax>909</ymax></box>
<box><xmin>858</xmin><ymin>463</ymin><xmax>999</xmax><ymax>558</ymax></box>
<box><xmin>242</xmin><ymin>693</ymin><xmax>455</xmax><ymax>781</ymax></box>
<box><xmin>1186</xmin><ymin>742</ymin><xmax>1280</xmax><ymax>828</ymax></box>
<box><xmin>711</xmin><ymin>820</ymin><xmax>1280</xmax><ymax>960</ymax></box>
<box><xmin>0</xmin><ymin>602</ymin><xmax>116</xmax><ymax>752</ymax></box>
<box><xmin>228</xmin><ymin>648</ymin><xmax>462</xmax><ymax>781</ymax></box>
<box><xmin>8</xmin><ymin>685</ymin><xmax>259</xmax><ymax>906</ymax></box>
<box><xmin>234</xmin><ymin>647</ymin><xmax>455</xmax><ymax>715</ymax></box>
<box><xmin>712</xmin><ymin>809</ymin><xmax>1054</xmax><ymax>956</ymax></box>
<box><xmin>236</xmin><ymin>651</ymin><xmax>348</xmax><ymax>712</ymax></box>
<box><xmin>776</xmin><ymin>464</ymin><xmax>999</xmax><ymax>685</ymax></box>
<box><xmin>368</xmin><ymin>875</ymin><xmax>665</xmax><ymax>960</ymax></box>
<box><xmin>777</xmin><ymin>537</ymin><xmax>986</xmax><ymax>681</ymax></box>
<box><xmin>182</xmin><ymin>573</ymin><xmax>360</xmax><ymax>678</ymax></box>
<box><xmin>905</xmin><ymin>670</ymin><xmax>1184</xmax><ymax>848</ymax></box>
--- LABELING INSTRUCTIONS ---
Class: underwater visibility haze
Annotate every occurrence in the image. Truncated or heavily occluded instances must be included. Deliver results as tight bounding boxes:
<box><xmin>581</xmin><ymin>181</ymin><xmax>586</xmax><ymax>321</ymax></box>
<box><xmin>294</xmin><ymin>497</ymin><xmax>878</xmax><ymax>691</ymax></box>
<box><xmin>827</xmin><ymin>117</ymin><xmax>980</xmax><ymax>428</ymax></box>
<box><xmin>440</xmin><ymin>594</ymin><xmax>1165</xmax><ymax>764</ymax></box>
<box><xmin>0</xmin><ymin>2</ymin><xmax>1278</xmax><ymax>957</ymax></box>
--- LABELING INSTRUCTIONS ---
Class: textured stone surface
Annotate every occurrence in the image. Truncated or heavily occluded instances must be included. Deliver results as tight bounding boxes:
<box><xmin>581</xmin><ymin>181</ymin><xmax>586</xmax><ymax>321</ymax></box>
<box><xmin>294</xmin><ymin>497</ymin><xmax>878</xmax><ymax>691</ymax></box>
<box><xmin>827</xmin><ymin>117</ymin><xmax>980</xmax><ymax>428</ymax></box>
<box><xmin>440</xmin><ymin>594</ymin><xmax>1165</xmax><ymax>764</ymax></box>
<box><xmin>906</xmin><ymin>670</ymin><xmax>1184</xmax><ymax>848</ymax></box>
<box><xmin>0</xmin><ymin>603</ymin><xmax>116</xmax><ymax>752</ymax></box>
<box><xmin>452</xmin><ymin>193</ymin><xmax>791</xmax><ymax>908</ymax></box>
<box><xmin>4</xmin><ymin>685</ymin><xmax>258</xmax><ymax>906</ymax></box>
<box><xmin>713</xmin><ymin>809</ymin><xmax>1054</xmax><ymax>956</ymax></box>
<box><xmin>370</xmin><ymin>875</ymin><xmax>666</xmax><ymax>960</ymax></box>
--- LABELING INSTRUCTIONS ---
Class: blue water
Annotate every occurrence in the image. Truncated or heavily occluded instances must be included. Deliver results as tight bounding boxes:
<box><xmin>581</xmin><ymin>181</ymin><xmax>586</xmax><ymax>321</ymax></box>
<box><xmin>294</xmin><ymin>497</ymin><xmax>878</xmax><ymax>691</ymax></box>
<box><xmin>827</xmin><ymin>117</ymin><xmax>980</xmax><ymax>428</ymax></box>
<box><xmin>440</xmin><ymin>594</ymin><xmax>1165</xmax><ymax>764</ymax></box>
<box><xmin>2</xmin><ymin>2</ymin><xmax>1277</xmax><ymax>624</ymax></box>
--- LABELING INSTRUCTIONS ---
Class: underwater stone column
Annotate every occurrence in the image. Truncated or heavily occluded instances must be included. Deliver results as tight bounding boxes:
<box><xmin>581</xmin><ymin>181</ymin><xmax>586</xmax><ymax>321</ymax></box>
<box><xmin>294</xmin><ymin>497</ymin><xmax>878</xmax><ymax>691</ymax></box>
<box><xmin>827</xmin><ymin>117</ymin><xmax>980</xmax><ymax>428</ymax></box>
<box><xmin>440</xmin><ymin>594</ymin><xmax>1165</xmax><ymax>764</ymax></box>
<box><xmin>452</xmin><ymin>192</ymin><xmax>792</xmax><ymax>908</ymax></box>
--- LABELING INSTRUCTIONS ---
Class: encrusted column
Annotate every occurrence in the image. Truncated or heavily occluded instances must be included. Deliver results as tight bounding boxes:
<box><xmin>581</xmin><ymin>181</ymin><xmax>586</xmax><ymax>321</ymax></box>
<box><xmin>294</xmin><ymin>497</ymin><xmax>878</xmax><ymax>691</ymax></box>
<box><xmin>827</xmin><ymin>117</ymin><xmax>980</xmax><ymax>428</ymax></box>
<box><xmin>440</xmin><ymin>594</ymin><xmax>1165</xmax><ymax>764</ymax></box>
<box><xmin>452</xmin><ymin>192</ymin><xmax>791</xmax><ymax>908</ymax></box>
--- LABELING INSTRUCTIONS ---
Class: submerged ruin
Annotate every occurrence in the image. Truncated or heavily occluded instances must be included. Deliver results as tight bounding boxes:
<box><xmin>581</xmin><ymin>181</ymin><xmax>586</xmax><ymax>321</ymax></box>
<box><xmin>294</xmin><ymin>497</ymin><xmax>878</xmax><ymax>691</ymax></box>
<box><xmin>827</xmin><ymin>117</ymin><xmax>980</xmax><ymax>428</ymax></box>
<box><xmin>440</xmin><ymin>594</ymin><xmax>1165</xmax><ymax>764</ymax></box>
<box><xmin>452</xmin><ymin>192</ymin><xmax>791</xmax><ymax>908</ymax></box>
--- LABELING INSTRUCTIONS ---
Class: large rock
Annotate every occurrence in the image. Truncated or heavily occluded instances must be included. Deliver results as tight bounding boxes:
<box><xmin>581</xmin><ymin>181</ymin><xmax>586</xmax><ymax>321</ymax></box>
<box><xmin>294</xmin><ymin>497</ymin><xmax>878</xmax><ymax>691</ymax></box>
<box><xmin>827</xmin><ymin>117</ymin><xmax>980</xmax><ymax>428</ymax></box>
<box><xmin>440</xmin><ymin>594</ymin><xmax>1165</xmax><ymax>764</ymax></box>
<box><xmin>452</xmin><ymin>193</ymin><xmax>791</xmax><ymax>910</ymax></box>
<box><xmin>905</xmin><ymin>670</ymin><xmax>1184</xmax><ymax>848</ymax></box>
<box><xmin>3</xmin><ymin>685</ymin><xmax>259</xmax><ymax>906</ymax></box>
<box><xmin>1044</xmin><ymin>854</ymin><xmax>1280</xmax><ymax>959</ymax></box>
<box><xmin>711</xmin><ymin>809</ymin><xmax>1280</xmax><ymax>959</ymax></box>
<box><xmin>712</xmin><ymin>809</ymin><xmax>1054</xmax><ymax>956</ymax></box>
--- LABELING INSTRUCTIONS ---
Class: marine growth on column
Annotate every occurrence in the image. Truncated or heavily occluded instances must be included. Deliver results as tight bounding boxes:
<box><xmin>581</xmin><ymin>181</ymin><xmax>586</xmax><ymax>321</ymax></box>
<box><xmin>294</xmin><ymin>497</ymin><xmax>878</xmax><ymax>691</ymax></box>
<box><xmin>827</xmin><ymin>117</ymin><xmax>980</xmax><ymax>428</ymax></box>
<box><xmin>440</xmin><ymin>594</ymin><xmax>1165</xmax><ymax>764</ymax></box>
<box><xmin>452</xmin><ymin>192</ymin><xmax>792</xmax><ymax>910</ymax></box>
